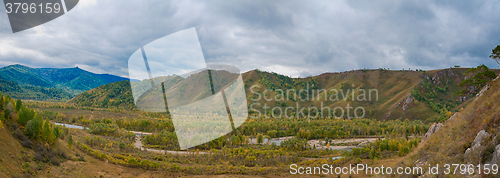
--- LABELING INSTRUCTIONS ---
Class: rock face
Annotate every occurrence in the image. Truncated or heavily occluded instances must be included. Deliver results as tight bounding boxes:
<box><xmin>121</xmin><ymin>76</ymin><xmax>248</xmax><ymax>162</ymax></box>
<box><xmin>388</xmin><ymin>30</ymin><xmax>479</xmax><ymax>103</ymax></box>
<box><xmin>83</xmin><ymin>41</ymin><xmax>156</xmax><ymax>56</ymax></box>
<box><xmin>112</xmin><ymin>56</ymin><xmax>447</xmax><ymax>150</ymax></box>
<box><xmin>447</xmin><ymin>68</ymin><xmax>455</xmax><ymax>76</ymax></box>
<box><xmin>446</xmin><ymin>113</ymin><xmax>457</xmax><ymax>123</ymax></box>
<box><xmin>465</xmin><ymin>130</ymin><xmax>491</xmax><ymax>157</ymax></box>
<box><xmin>476</xmin><ymin>84</ymin><xmax>490</xmax><ymax>98</ymax></box>
<box><xmin>422</xmin><ymin>123</ymin><xmax>443</xmax><ymax>142</ymax></box>
<box><xmin>488</xmin><ymin>144</ymin><xmax>500</xmax><ymax>164</ymax></box>
<box><xmin>473</xmin><ymin>130</ymin><xmax>490</xmax><ymax>146</ymax></box>
<box><xmin>394</xmin><ymin>94</ymin><xmax>415</xmax><ymax>111</ymax></box>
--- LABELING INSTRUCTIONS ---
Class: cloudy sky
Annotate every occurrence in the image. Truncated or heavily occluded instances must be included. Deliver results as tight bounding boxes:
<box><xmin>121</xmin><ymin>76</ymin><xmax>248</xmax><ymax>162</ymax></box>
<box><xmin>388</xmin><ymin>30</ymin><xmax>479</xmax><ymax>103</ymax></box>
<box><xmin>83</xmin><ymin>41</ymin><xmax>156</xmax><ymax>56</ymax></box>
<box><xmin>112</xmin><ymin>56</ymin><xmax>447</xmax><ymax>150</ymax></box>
<box><xmin>0</xmin><ymin>0</ymin><xmax>499</xmax><ymax>78</ymax></box>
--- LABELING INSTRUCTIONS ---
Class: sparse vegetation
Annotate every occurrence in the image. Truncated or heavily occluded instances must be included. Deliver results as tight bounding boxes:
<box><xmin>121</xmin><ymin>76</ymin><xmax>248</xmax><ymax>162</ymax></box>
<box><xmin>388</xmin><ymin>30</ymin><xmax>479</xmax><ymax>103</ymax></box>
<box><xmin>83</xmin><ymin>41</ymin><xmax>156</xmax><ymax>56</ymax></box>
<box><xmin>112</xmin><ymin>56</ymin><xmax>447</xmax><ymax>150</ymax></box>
<box><xmin>456</xmin><ymin>64</ymin><xmax>496</xmax><ymax>96</ymax></box>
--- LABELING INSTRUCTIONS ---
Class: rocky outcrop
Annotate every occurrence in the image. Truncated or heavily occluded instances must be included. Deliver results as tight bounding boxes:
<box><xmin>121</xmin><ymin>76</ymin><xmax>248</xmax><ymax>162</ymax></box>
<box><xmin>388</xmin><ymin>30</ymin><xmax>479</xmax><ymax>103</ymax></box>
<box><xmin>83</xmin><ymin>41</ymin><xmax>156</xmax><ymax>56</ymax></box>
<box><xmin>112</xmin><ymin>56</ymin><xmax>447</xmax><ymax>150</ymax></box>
<box><xmin>473</xmin><ymin>130</ymin><xmax>490</xmax><ymax>146</ymax></box>
<box><xmin>394</xmin><ymin>94</ymin><xmax>414</xmax><ymax>111</ymax></box>
<box><xmin>488</xmin><ymin>144</ymin><xmax>500</xmax><ymax>164</ymax></box>
<box><xmin>447</xmin><ymin>68</ymin><xmax>455</xmax><ymax>76</ymax></box>
<box><xmin>476</xmin><ymin>84</ymin><xmax>490</xmax><ymax>98</ymax></box>
<box><xmin>422</xmin><ymin>123</ymin><xmax>443</xmax><ymax>142</ymax></box>
<box><xmin>432</xmin><ymin>76</ymin><xmax>441</xmax><ymax>86</ymax></box>
<box><xmin>402</xmin><ymin>95</ymin><xmax>414</xmax><ymax>111</ymax></box>
<box><xmin>383</xmin><ymin>112</ymin><xmax>391</xmax><ymax>120</ymax></box>
<box><xmin>465</xmin><ymin>130</ymin><xmax>491</xmax><ymax>157</ymax></box>
<box><xmin>446</xmin><ymin>113</ymin><xmax>457</xmax><ymax>123</ymax></box>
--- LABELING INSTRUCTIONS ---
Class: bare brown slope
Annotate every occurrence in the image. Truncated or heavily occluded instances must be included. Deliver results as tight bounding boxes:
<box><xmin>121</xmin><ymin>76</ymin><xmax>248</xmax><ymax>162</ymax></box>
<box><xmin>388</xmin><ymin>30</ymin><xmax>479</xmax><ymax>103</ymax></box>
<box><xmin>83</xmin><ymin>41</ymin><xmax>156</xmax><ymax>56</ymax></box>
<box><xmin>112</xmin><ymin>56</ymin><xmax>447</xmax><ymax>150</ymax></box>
<box><xmin>243</xmin><ymin>69</ymin><xmax>432</xmax><ymax>121</ymax></box>
<box><xmin>0</xmin><ymin>126</ymin><xmax>25</xmax><ymax>177</ymax></box>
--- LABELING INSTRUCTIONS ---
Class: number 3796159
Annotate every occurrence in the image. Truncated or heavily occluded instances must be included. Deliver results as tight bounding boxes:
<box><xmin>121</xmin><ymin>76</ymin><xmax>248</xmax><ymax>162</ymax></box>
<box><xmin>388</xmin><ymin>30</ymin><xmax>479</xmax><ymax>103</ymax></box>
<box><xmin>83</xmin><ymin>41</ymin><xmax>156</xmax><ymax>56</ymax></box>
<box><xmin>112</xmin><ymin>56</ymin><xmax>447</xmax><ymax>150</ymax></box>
<box><xmin>443</xmin><ymin>164</ymin><xmax>498</xmax><ymax>175</ymax></box>
<box><xmin>5</xmin><ymin>3</ymin><xmax>62</xmax><ymax>14</ymax></box>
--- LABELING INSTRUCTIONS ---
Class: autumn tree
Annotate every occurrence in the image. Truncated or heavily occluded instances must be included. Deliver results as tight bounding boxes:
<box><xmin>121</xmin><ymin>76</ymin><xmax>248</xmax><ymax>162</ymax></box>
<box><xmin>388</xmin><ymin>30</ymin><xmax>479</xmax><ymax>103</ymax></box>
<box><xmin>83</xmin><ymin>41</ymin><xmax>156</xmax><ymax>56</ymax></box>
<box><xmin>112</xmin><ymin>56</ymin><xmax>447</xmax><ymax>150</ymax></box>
<box><xmin>42</xmin><ymin>120</ymin><xmax>56</xmax><ymax>144</ymax></box>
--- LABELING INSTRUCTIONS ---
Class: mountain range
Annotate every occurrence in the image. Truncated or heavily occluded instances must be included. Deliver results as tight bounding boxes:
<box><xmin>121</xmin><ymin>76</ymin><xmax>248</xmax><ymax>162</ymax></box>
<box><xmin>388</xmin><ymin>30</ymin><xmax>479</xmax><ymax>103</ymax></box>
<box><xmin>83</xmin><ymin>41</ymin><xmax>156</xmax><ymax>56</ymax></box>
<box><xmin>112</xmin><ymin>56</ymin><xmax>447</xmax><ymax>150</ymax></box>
<box><xmin>1</xmin><ymin>63</ymin><xmax>495</xmax><ymax>121</ymax></box>
<box><xmin>0</xmin><ymin>64</ymin><xmax>130</xmax><ymax>100</ymax></box>
<box><xmin>70</xmin><ymin>67</ymin><xmax>499</xmax><ymax>122</ymax></box>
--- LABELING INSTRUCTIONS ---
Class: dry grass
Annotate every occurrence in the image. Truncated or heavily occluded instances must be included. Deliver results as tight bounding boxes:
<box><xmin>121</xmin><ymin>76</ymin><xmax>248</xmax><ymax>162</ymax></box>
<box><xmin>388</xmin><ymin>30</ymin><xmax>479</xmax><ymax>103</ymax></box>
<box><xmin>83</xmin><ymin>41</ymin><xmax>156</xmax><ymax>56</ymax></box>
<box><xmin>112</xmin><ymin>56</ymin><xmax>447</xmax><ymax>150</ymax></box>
<box><xmin>0</xmin><ymin>127</ymin><xmax>25</xmax><ymax>177</ymax></box>
<box><xmin>400</xmin><ymin>76</ymin><xmax>500</xmax><ymax>176</ymax></box>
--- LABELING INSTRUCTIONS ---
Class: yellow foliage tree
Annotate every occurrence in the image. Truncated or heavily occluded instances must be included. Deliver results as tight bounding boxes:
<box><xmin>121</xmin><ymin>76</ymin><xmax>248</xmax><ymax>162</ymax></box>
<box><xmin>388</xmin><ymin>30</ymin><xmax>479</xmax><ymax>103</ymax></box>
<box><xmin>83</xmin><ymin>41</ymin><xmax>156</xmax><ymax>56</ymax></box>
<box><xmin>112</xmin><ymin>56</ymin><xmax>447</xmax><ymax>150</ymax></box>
<box><xmin>446</xmin><ymin>111</ymin><xmax>452</xmax><ymax>118</ymax></box>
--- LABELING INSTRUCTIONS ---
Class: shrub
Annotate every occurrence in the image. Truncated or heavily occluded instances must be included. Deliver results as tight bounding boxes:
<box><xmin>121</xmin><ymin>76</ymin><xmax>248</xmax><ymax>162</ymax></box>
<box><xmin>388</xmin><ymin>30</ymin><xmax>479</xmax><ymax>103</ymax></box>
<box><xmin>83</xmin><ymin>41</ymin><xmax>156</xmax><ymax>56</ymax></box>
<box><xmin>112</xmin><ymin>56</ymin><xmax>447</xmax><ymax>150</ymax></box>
<box><xmin>128</xmin><ymin>158</ymin><xmax>138</xmax><ymax>167</ymax></box>
<box><xmin>50</xmin><ymin>156</ymin><xmax>60</xmax><ymax>166</ymax></box>
<box><xmin>54</xmin><ymin>149</ymin><xmax>68</xmax><ymax>159</ymax></box>
<box><xmin>21</xmin><ymin>139</ymin><xmax>34</xmax><ymax>148</ymax></box>
<box><xmin>34</xmin><ymin>153</ymin><xmax>44</xmax><ymax>162</ymax></box>
<box><xmin>481</xmin><ymin>143</ymin><xmax>496</xmax><ymax>163</ymax></box>
<box><xmin>12</xmin><ymin>128</ymin><xmax>25</xmax><ymax>140</ymax></box>
<box><xmin>356</xmin><ymin>158</ymin><xmax>362</xmax><ymax>164</ymax></box>
<box><xmin>119</xmin><ymin>141</ymin><xmax>125</xmax><ymax>150</ymax></box>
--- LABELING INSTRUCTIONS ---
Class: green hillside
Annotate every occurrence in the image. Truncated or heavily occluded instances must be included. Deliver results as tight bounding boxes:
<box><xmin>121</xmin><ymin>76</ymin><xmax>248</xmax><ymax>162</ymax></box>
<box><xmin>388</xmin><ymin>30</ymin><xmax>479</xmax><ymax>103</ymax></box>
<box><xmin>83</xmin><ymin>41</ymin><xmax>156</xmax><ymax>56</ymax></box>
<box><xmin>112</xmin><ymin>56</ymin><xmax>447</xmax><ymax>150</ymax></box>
<box><xmin>70</xmin><ymin>80</ymin><xmax>135</xmax><ymax>109</ymax></box>
<box><xmin>0</xmin><ymin>64</ymin><xmax>53</xmax><ymax>87</ymax></box>
<box><xmin>0</xmin><ymin>64</ymin><xmax>130</xmax><ymax>99</ymax></box>
<box><xmin>0</xmin><ymin>79</ymin><xmax>72</xmax><ymax>101</ymax></box>
<box><xmin>69</xmin><ymin>68</ymin><xmax>492</xmax><ymax>122</ymax></box>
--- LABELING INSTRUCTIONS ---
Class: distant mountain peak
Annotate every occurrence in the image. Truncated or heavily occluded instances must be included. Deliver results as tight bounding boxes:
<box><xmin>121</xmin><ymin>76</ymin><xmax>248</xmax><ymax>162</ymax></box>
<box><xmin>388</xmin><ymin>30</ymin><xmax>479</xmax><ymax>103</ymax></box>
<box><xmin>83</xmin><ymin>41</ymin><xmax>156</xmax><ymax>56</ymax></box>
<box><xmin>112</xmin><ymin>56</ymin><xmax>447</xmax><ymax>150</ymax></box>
<box><xmin>6</xmin><ymin>64</ymin><xmax>30</xmax><ymax>69</ymax></box>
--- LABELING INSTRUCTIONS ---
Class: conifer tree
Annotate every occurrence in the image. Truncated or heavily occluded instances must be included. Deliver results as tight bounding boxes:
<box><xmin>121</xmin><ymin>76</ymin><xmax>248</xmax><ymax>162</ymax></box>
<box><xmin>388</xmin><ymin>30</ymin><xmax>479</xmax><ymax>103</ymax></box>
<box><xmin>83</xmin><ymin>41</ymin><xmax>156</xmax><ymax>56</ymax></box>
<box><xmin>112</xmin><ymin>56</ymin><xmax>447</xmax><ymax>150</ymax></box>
<box><xmin>68</xmin><ymin>135</ymin><xmax>73</xmax><ymax>149</ymax></box>
<box><xmin>15</xmin><ymin>98</ymin><xmax>22</xmax><ymax>111</ymax></box>
<box><xmin>42</xmin><ymin>120</ymin><xmax>55</xmax><ymax>143</ymax></box>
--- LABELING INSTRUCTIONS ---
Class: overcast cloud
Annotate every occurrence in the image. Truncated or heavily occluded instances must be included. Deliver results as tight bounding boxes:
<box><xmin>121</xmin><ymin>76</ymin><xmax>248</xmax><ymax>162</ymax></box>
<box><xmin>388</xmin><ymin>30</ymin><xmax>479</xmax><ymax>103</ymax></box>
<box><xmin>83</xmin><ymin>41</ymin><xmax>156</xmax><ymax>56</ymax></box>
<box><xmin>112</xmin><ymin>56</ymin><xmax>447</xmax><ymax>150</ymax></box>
<box><xmin>0</xmin><ymin>0</ymin><xmax>499</xmax><ymax>78</ymax></box>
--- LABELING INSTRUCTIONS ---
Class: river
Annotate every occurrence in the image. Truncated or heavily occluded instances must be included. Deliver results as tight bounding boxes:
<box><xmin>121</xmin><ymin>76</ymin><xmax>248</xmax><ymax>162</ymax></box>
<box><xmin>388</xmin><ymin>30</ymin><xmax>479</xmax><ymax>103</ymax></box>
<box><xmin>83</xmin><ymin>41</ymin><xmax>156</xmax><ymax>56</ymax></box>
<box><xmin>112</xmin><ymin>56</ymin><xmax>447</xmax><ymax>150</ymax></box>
<box><xmin>53</xmin><ymin>122</ymin><xmax>363</xmax><ymax>154</ymax></box>
<box><xmin>52</xmin><ymin>122</ymin><xmax>205</xmax><ymax>155</ymax></box>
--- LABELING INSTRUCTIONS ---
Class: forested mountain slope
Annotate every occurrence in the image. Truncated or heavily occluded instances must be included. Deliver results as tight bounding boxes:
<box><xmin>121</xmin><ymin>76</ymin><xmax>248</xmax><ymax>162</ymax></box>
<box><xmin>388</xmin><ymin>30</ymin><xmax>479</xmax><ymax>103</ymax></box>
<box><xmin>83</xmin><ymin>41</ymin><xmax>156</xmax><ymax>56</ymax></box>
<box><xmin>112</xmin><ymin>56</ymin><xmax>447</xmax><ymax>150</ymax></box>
<box><xmin>71</xmin><ymin>68</ymin><xmax>494</xmax><ymax>122</ymax></box>
<box><xmin>0</xmin><ymin>64</ymin><xmax>129</xmax><ymax>98</ymax></box>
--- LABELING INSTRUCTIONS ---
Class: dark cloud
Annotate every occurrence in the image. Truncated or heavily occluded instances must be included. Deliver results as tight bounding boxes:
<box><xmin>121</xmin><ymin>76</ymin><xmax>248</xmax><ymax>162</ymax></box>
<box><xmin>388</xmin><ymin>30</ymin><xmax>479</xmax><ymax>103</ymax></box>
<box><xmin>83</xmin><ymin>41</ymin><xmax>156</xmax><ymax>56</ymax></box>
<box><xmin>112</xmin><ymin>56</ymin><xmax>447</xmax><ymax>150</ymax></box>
<box><xmin>0</xmin><ymin>0</ymin><xmax>499</xmax><ymax>78</ymax></box>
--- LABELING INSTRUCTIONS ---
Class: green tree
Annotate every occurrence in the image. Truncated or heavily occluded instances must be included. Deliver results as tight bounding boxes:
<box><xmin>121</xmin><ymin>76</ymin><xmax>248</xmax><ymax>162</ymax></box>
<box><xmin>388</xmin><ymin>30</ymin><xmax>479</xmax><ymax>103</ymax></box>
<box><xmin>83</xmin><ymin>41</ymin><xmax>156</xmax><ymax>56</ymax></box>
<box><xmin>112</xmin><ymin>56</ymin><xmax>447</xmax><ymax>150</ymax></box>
<box><xmin>455</xmin><ymin>64</ymin><xmax>497</xmax><ymax>96</ymax></box>
<box><xmin>25</xmin><ymin>116</ymin><xmax>42</xmax><ymax>139</ymax></box>
<box><xmin>4</xmin><ymin>108</ymin><xmax>10</xmax><ymax>120</ymax></box>
<box><xmin>369</xmin><ymin>148</ymin><xmax>377</xmax><ymax>160</ymax></box>
<box><xmin>18</xmin><ymin>107</ymin><xmax>35</xmax><ymax>126</ymax></box>
<box><xmin>0</xmin><ymin>92</ymin><xmax>3</xmax><ymax>110</ymax></box>
<box><xmin>53</xmin><ymin>126</ymin><xmax>60</xmax><ymax>139</ymax></box>
<box><xmin>356</xmin><ymin>157</ymin><xmax>362</xmax><ymax>164</ymax></box>
<box><xmin>42</xmin><ymin>120</ymin><xmax>55</xmax><ymax>143</ymax></box>
<box><xmin>257</xmin><ymin>133</ymin><xmax>264</xmax><ymax>144</ymax></box>
<box><xmin>490</xmin><ymin>45</ymin><xmax>500</xmax><ymax>66</ymax></box>
<box><xmin>119</xmin><ymin>141</ymin><xmax>125</xmax><ymax>150</ymax></box>
<box><xmin>68</xmin><ymin>135</ymin><xmax>73</xmax><ymax>149</ymax></box>
<box><xmin>15</xmin><ymin>98</ymin><xmax>22</xmax><ymax>111</ymax></box>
